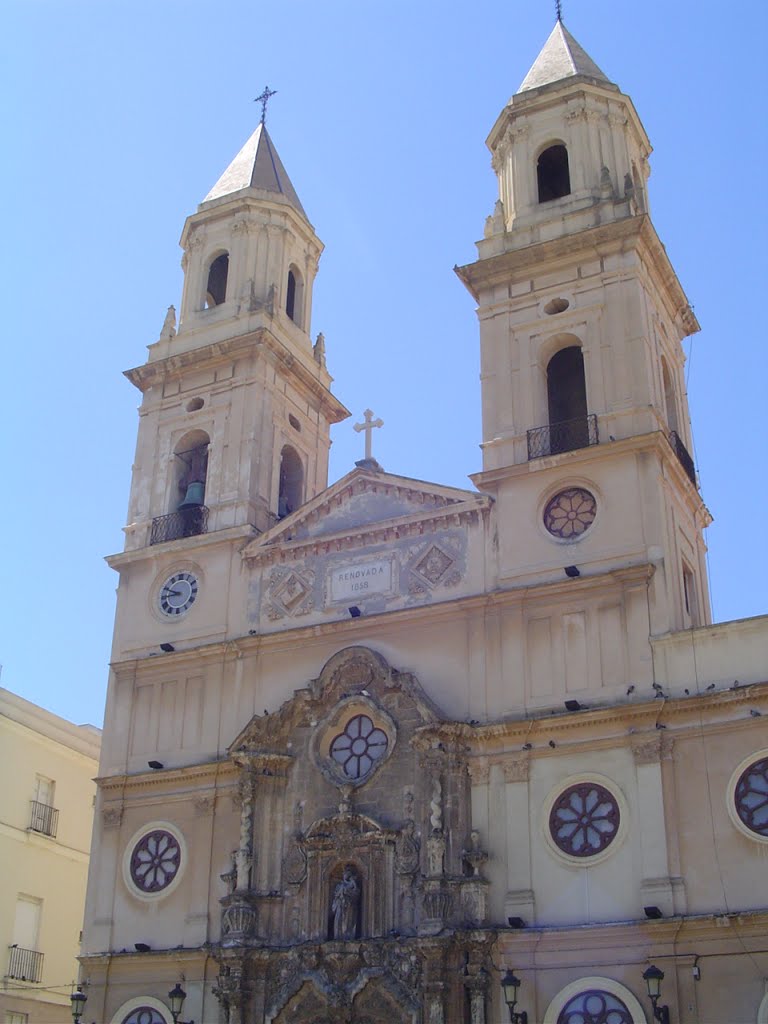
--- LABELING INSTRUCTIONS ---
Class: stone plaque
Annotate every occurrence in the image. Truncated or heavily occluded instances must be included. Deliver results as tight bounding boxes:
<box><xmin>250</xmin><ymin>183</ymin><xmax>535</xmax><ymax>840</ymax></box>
<box><xmin>329</xmin><ymin>558</ymin><xmax>393</xmax><ymax>603</ymax></box>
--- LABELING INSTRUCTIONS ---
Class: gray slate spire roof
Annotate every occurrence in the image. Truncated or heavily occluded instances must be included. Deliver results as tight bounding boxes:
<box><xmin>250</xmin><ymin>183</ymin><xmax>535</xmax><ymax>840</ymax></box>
<box><xmin>203</xmin><ymin>123</ymin><xmax>307</xmax><ymax>218</ymax></box>
<box><xmin>518</xmin><ymin>21</ymin><xmax>613</xmax><ymax>93</ymax></box>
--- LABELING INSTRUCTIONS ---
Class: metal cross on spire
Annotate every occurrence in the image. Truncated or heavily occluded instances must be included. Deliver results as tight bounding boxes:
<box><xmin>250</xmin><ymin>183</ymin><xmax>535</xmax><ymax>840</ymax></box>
<box><xmin>353</xmin><ymin>409</ymin><xmax>384</xmax><ymax>463</ymax></box>
<box><xmin>555</xmin><ymin>0</ymin><xmax>563</xmax><ymax>20</ymax></box>
<box><xmin>254</xmin><ymin>85</ymin><xmax>277</xmax><ymax>124</ymax></box>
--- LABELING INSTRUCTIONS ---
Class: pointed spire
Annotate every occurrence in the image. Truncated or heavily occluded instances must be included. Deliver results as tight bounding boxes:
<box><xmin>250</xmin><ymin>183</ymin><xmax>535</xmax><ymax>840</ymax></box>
<box><xmin>203</xmin><ymin>123</ymin><xmax>307</xmax><ymax>218</ymax></box>
<box><xmin>517</xmin><ymin>22</ymin><xmax>614</xmax><ymax>94</ymax></box>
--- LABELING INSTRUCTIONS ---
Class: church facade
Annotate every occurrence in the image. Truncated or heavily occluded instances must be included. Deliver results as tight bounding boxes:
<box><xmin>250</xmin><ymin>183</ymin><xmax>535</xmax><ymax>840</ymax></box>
<box><xmin>81</xmin><ymin>23</ymin><xmax>768</xmax><ymax>1024</ymax></box>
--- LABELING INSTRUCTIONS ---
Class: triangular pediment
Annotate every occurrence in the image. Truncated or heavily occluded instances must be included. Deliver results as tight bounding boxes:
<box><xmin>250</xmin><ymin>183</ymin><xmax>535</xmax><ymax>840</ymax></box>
<box><xmin>243</xmin><ymin>468</ymin><xmax>491</xmax><ymax>566</ymax></box>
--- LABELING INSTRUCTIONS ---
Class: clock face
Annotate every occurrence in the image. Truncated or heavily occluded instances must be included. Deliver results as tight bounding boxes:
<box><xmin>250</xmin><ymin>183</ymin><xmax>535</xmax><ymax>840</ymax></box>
<box><xmin>158</xmin><ymin>572</ymin><xmax>199</xmax><ymax>616</ymax></box>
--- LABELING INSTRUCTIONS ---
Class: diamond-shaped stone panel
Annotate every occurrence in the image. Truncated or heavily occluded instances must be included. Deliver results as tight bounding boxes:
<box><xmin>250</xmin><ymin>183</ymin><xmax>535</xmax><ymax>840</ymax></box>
<box><xmin>415</xmin><ymin>545</ymin><xmax>453</xmax><ymax>586</ymax></box>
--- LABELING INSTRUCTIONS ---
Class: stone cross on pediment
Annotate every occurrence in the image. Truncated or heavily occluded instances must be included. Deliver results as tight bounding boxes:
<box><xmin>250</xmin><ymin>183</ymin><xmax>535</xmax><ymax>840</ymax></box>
<box><xmin>353</xmin><ymin>409</ymin><xmax>383</xmax><ymax>468</ymax></box>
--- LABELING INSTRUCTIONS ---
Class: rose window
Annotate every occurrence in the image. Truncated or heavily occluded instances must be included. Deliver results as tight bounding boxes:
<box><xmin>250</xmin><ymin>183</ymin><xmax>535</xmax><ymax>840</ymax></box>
<box><xmin>734</xmin><ymin>757</ymin><xmax>768</xmax><ymax>837</ymax></box>
<box><xmin>557</xmin><ymin>990</ymin><xmax>632</xmax><ymax>1024</ymax></box>
<box><xmin>544</xmin><ymin>487</ymin><xmax>597</xmax><ymax>539</ymax></box>
<box><xmin>330</xmin><ymin>714</ymin><xmax>388</xmax><ymax>780</ymax></box>
<box><xmin>129</xmin><ymin>829</ymin><xmax>181</xmax><ymax>892</ymax></box>
<box><xmin>122</xmin><ymin>1011</ymin><xmax>167</xmax><ymax>1024</ymax></box>
<box><xmin>550</xmin><ymin>783</ymin><xmax>620</xmax><ymax>857</ymax></box>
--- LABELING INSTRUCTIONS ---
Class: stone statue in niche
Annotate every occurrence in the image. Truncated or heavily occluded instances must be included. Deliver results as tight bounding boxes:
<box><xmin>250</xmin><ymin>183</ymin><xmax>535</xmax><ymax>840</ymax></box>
<box><xmin>395</xmin><ymin>819</ymin><xmax>421</xmax><ymax>875</ymax></box>
<box><xmin>331</xmin><ymin>865</ymin><xmax>360</xmax><ymax>940</ymax></box>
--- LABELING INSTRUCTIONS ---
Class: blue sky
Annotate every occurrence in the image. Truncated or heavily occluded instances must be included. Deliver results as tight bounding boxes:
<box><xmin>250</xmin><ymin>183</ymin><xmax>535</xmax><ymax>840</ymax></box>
<box><xmin>2</xmin><ymin>0</ymin><xmax>765</xmax><ymax>725</ymax></box>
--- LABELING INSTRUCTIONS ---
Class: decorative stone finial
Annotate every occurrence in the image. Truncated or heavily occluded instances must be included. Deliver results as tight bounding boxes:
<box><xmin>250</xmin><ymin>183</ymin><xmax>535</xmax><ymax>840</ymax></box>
<box><xmin>160</xmin><ymin>305</ymin><xmax>176</xmax><ymax>340</ymax></box>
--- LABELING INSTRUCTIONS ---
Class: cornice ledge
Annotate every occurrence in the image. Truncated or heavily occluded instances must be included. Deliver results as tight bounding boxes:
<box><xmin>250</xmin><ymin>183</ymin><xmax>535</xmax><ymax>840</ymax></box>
<box><xmin>455</xmin><ymin>216</ymin><xmax>644</xmax><ymax>298</ymax></box>
<box><xmin>97</xmin><ymin>759</ymin><xmax>236</xmax><ymax>791</ymax></box>
<box><xmin>244</xmin><ymin>502</ymin><xmax>487</xmax><ymax>567</ymax></box>
<box><xmin>106</xmin><ymin>523</ymin><xmax>259</xmax><ymax>570</ymax></box>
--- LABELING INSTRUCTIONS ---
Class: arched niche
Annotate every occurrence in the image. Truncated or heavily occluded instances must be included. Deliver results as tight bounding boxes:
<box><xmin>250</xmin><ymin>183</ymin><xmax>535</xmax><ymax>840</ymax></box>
<box><xmin>204</xmin><ymin>251</ymin><xmax>229</xmax><ymax>308</ymax></box>
<box><xmin>171</xmin><ymin>429</ymin><xmax>210</xmax><ymax>515</ymax></box>
<box><xmin>538</xmin><ymin>143</ymin><xmax>571</xmax><ymax>202</ymax></box>
<box><xmin>546</xmin><ymin>344</ymin><xmax>589</xmax><ymax>453</ymax></box>
<box><xmin>286</xmin><ymin>265</ymin><xmax>305</xmax><ymax>327</ymax></box>
<box><xmin>278</xmin><ymin>444</ymin><xmax>304</xmax><ymax>517</ymax></box>
<box><xmin>661</xmin><ymin>357</ymin><xmax>679</xmax><ymax>434</ymax></box>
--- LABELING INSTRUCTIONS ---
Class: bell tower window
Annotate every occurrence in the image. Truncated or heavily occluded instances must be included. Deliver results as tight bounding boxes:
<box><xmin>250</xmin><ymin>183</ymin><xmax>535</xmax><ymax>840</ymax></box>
<box><xmin>547</xmin><ymin>345</ymin><xmax>589</xmax><ymax>454</ymax></box>
<box><xmin>172</xmin><ymin>431</ymin><xmax>209</xmax><ymax>513</ymax></box>
<box><xmin>278</xmin><ymin>445</ymin><xmax>304</xmax><ymax>518</ymax></box>
<box><xmin>205</xmin><ymin>253</ymin><xmax>229</xmax><ymax>308</ymax></box>
<box><xmin>537</xmin><ymin>144</ymin><xmax>571</xmax><ymax>202</ymax></box>
<box><xmin>285</xmin><ymin>266</ymin><xmax>304</xmax><ymax>326</ymax></box>
<box><xmin>662</xmin><ymin>358</ymin><xmax>679</xmax><ymax>434</ymax></box>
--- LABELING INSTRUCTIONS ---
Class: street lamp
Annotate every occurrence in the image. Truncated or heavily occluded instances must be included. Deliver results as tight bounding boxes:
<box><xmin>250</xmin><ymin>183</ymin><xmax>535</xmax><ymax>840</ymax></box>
<box><xmin>500</xmin><ymin>968</ymin><xmax>528</xmax><ymax>1024</ymax></box>
<box><xmin>168</xmin><ymin>982</ymin><xmax>194</xmax><ymax>1024</ymax></box>
<box><xmin>70</xmin><ymin>985</ymin><xmax>87</xmax><ymax>1023</ymax></box>
<box><xmin>643</xmin><ymin>964</ymin><xmax>671</xmax><ymax>1024</ymax></box>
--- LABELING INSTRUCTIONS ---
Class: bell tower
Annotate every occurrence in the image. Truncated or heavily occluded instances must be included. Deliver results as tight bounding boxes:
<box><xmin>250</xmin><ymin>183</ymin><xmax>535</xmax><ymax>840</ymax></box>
<box><xmin>457</xmin><ymin>22</ymin><xmax>711</xmax><ymax>634</ymax></box>
<box><xmin>123</xmin><ymin>118</ymin><xmax>349</xmax><ymax>552</ymax></box>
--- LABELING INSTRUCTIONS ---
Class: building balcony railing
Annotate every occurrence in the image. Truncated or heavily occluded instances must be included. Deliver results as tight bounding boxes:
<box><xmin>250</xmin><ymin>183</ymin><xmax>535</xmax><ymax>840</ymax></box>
<box><xmin>527</xmin><ymin>414</ymin><xmax>599</xmax><ymax>460</ymax></box>
<box><xmin>668</xmin><ymin>430</ymin><xmax>697</xmax><ymax>487</ymax></box>
<box><xmin>150</xmin><ymin>506</ymin><xmax>209</xmax><ymax>545</ymax></box>
<box><xmin>28</xmin><ymin>800</ymin><xmax>59</xmax><ymax>838</ymax></box>
<box><xmin>7</xmin><ymin>945</ymin><xmax>43</xmax><ymax>983</ymax></box>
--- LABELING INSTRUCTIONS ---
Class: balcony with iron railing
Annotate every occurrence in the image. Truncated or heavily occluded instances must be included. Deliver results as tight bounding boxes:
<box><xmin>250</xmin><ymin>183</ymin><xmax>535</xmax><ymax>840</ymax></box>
<box><xmin>667</xmin><ymin>430</ymin><xmax>697</xmax><ymax>487</ymax></box>
<box><xmin>28</xmin><ymin>800</ymin><xmax>59</xmax><ymax>838</ymax></box>
<box><xmin>150</xmin><ymin>505</ymin><xmax>209</xmax><ymax>545</ymax></box>
<box><xmin>527</xmin><ymin>414</ymin><xmax>599</xmax><ymax>460</ymax></box>
<box><xmin>7</xmin><ymin>945</ymin><xmax>43</xmax><ymax>983</ymax></box>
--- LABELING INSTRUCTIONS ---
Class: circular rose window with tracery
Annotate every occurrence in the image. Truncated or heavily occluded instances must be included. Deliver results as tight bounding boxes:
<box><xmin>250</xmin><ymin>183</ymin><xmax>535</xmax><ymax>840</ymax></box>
<box><xmin>550</xmin><ymin>783</ymin><xmax>620</xmax><ymax>858</ymax></box>
<box><xmin>557</xmin><ymin>990</ymin><xmax>632</xmax><ymax>1024</ymax></box>
<box><xmin>544</xmin><ymin>487</ymin><xmax>597</xmax><ymax>540</ymax></box>
<box><xmin>130</xmin><ymin>829</ymin><xmax>181</xmax><ymax>893</ymax></box>
<box><xmin>734</xmin><ymin>757</ymin><xmax>768</xmax><ymax>837</ymax></box>
<box><xmin>123</xmin><ymin>1010</ymin><xmax>167</xmax><ymax>1024</ymax></box>
<box><xmin>330</xmin><ymin>714</ymin><xmax>388</xmax><ymax>780</ymax></box>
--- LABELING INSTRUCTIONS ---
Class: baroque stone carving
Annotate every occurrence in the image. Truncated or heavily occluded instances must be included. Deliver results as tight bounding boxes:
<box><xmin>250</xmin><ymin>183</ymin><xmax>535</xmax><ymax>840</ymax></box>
<box><xmin>102</xmin><ymin>806</ymin><xmax>123</xmax><ymax>829</ymax></box>
<box><xmin>330</xmin><ymin>865</ymin><xmax>361</xmax><ymax>939</ymax></box>
<box><xmin>395</xmin><ymin>819</ymin><xmax>421</xmax><ymax>875</ymax></box>
<box><xmin>502</xmin><ymin>756</ymin><xmax>530</xmax><ymax>783</ymax></box>
<box><xmin>194</xmin><ymin>793</ymin><xmax>215</xmax><ymax>816</ymax></box>
<box><xmin>267</xmin><ymin>566</ymin><xmax>315</xmax><ymax>620</ymax></box>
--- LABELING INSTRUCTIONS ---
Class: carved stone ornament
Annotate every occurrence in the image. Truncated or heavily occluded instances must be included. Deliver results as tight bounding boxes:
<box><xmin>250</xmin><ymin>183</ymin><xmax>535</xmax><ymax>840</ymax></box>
<box><xmin>102</xmin><ymin>806</ymin><xmax>123</xmax><ymax>829</ymax></box>
<box><xmin>467</xmin><ymin>759</ymin><xmax>490</xmax><ymax>785</ymax></box>
<box><xmin>283</xmin><ymin>838</ymin><xmax>308</xmax><ymax>886</ymax></box>
<box><xmin>194</xmin><ymin>793</ymin><xmax>215</xmax><ymax>816</ymax></box>
<box><xmin>266</xmin><ymin>565</ymin><xmax>315</xmax><ymax>620</ymax></box>
<box><xmin>631</xmin><ymin>732</ymin><xmax>672</xmax><ymax>765</ymax></box>
<box><xmin>461</xmin><ymin>829</ymin><xmax>488</xmax><ymax>878</ymax></box>
<box><xmin>395</xmin><ymin>819</ymin><xmax>421</xmax><ymax>875</ymax></box>
<box><xmin>502</xmin><ymin>756</ymin><xmax>531</xmax><ymax>783</ymax></box>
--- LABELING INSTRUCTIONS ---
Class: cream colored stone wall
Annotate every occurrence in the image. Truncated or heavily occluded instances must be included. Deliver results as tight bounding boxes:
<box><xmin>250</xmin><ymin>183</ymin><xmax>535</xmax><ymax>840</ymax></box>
<box><xmin>0</xmin><ymin>690</ymin><xmax>100</xmax><ymax>1024</ymax></box>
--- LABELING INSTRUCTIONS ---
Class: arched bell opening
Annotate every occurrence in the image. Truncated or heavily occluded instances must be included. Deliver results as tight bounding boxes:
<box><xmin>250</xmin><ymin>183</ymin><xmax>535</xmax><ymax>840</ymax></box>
<box><xmin>661</xmin><ymin>357</ymin><xmax>679</xmax><ymax>435</ymax></box>
<box><xmin>204</xmin><ymin>252</ymin><xmax>229</xmax><ymax>308</ymax></box>
<box><xmin>171</xmin><ymin>430</ymin><xmax>210</xmax><ymax>533</ymax></box>
<box><xmin>286</xmin><ymin>265</ymin><xmax>305</xmax><ymax>327</ymax></box>
<box><xmin>547</xmin><ymin>346</ymin><xmax>588</xmax><ymax>454</ymax></box>
<box><xmin>278</xmin><ymin>445</ymin><xmax>304</xmax><ymax>518</ymax></box>
<box><xmin>537</xmin><ymin>143</ymin><xmax>571</xmax><ymax>203</ymax></box>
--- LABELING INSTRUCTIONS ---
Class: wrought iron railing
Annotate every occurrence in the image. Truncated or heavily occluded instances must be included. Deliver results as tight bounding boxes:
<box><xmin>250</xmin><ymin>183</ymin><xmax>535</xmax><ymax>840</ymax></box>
<box><xmin>29</xmin><ymin>800</ymin><xmax>59</xmax><ymax>838</ymax></box>
<box><xmin>150</xmin><ymin>506</ymin><xmax>209</xmax><ymax>545</ymax></box>
<box><xmin>527</xmin><ymin>414</ymin><xmax>599</xmax><ymax>459</ymax></box>
<box><xmin>7</xmin><ymin>945</ymin><xmax>43</xmax><ymax>983</ymax></box>
<box><xmin>668</xmin><ymin>431</ymin><xmax>697</xmax><ymax>487</ymax></box>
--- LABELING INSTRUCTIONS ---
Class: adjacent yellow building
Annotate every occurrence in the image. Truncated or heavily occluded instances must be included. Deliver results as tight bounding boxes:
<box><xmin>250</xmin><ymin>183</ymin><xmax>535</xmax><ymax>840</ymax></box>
<box><xmin>0</xmin><ymin>688</ymin><xmax>100</xmax><ymax>1024</ymax></box>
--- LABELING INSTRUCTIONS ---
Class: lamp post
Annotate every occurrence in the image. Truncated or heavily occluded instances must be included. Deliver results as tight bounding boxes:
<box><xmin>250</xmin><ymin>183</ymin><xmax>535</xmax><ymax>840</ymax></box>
<box><xmin>168</xmin><ymin>982</ymin><xmax>194</xmax><ymax>1024</ymax></box>
<box><xmin>643</xmin><ymin>964</ymin><xmax>671</xmax><ymax>1024</ymax></box>
<box><xmin>500</xmin><ymin>968</ymin><xmax>528</xmax><ymax>1024</ymax></box>
<box><xmin>70</xmin><ymin>985</ymin><xmax>87</xmax><ymax>1023</ymax></box>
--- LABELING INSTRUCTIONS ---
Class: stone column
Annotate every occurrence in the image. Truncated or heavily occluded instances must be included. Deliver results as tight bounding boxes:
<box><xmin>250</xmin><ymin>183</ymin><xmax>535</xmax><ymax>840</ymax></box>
<box><xmin>502</xmin><ymin>754</ymin><xmax>535</xmax><ymax>924</ymax></box>
<box><xmin>632</xmin><ymin>733</ymin><xmax>684</xmax><ymax>916</ymax></box>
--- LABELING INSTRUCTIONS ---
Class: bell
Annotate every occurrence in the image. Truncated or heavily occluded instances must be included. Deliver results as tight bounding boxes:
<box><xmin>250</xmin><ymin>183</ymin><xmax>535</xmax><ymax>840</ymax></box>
<box><xmin>178</xmin><ymin>481</ymin><xmax>205</xmax><ymax>510</ymax></box>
